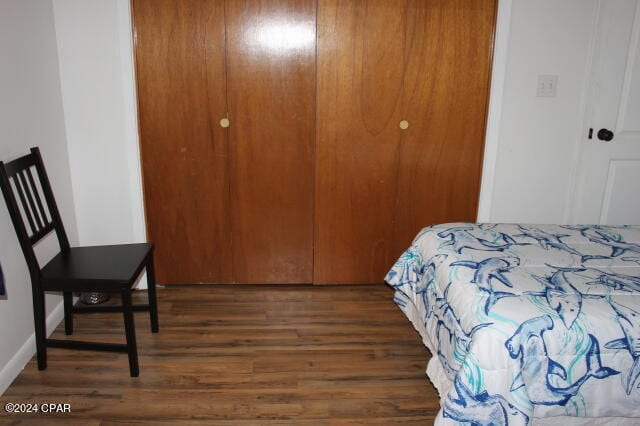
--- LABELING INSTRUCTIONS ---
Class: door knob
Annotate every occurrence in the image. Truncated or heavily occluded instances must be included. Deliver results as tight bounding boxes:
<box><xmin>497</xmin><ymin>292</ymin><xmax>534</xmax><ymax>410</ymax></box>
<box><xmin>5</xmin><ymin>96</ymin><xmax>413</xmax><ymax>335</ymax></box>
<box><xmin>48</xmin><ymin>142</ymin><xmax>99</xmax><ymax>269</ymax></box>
<box><xmin>220</xmin><ymin>118</ymin><xmax>230</xmax><ymax>128</ymax></box>
<box><xmin>597</xmin><ymin>128</ymin><xmax>614</xmax><ymax>141</ymax></box>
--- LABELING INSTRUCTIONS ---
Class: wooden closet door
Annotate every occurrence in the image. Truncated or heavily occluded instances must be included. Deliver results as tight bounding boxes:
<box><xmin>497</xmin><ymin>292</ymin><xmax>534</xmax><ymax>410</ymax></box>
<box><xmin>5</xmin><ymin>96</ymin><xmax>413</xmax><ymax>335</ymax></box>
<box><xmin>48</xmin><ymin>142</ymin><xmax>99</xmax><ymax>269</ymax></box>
<box><xmin>133</xmin><ymin>0</ymin><xmax>232</xmax><ymax>284</ymax></box>
<box><xmin>314</xmin><ymin>0</ymin><xmax>497</xmax><ymax>283</ymax></box>
<box><xmin>390</xmin><ymin>1</ymin><xmax>497</xmax><ymax>260</ymax></box>
<box><xmin>225</xmin><ymin>0</ymin><xmax>316</xmax><ymax>283</ymax></box>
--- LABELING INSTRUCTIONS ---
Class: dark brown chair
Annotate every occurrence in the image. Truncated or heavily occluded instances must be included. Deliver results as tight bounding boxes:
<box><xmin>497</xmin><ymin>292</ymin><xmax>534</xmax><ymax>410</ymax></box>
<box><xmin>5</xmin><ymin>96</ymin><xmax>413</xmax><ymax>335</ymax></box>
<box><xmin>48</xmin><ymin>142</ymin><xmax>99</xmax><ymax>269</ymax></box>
<box><xmin>0</xmin><ymin>147</ymin><xmax>158</xmax><ymax>377</ymax></box>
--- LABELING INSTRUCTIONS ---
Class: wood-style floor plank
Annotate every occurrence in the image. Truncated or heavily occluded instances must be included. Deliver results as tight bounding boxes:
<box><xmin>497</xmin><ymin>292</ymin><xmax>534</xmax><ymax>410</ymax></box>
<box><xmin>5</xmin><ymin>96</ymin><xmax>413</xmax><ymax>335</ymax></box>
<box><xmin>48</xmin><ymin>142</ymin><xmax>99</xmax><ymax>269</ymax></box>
<box><xmin>0</xmin><ymin>285</ymin><xmax>439</xmax><ymax>424</ymax></box>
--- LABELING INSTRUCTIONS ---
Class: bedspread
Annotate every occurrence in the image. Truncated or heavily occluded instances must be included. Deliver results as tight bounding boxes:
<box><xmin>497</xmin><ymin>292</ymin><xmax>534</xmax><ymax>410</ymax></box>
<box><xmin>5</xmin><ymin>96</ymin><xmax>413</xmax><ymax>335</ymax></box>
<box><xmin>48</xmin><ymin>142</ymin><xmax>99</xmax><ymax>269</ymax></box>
<box><xmin>386</xmin><ymin>223</ymin><xmax>640</xmax><ymax>425</ymax></box>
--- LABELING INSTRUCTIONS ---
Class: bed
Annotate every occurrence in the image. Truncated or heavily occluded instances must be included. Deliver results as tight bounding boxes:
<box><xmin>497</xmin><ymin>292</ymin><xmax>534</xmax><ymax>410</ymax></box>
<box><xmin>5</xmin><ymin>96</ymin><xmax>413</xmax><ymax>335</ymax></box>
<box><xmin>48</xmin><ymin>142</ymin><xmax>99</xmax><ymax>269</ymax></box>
<box><xmin>385</xmin><ymin>223</ymin><xmax>640</xmax><ymax>425</ymax></box>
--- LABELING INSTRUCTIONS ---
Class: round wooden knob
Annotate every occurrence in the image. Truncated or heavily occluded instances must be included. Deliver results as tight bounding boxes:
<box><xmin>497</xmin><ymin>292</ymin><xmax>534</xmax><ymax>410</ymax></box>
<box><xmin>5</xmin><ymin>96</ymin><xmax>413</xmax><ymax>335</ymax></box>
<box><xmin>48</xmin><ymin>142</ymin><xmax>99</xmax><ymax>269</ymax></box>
<box><xmin>220</xmin><ymin>118</ymin><xmax>230</xmax><ymax>128</ymax></box>
<box><xmin>399</xmin><ymin>120</ymin><xmax>409</xmax><ymax>130</ymax></box>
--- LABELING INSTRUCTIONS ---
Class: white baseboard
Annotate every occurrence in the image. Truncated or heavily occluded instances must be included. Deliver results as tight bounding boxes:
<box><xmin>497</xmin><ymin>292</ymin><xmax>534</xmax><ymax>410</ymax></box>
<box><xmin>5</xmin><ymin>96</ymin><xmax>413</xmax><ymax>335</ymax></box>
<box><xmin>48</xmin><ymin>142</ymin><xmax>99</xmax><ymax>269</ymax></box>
<box><xmin>135</xmin><ymin>271</ymin><xmax>148</xmax><ymax>290</ymax></box>
<box><xmin>0</xmin><ymin>299</ymin><xmax>65</xmax><ymax>396</ymax></box>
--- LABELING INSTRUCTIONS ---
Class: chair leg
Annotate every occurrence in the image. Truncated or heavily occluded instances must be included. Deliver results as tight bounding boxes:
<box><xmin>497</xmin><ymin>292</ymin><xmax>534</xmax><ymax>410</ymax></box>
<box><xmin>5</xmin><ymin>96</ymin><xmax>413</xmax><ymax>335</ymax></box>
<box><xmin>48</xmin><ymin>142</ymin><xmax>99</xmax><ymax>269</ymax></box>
<box><xmin>63</xmin><ymin>291</ymin><xmax>73</xmax><ymax>335</ymax></box>
<box><xmin>146</xmin><ymin>255</ymin><xmax>159</xmax><ymax>333</ymax></box>
<box><xmin>121</xmin><ymin>288</ymin><xmax>139</xmax><ymax>377</ymax></box>
<box><xmin>31</xmin><ymin>287</ymin><xmax>47</xmax><ymax>370</ymax></box>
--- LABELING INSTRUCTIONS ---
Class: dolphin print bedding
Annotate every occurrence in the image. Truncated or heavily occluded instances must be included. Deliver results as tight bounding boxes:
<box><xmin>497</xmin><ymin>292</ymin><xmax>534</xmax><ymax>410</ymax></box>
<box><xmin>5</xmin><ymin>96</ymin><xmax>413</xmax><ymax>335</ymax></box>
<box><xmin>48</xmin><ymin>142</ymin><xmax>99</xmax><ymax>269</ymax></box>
<box><xmin>385</xmin><ymin>223</ymin><xmax>640</xmax><ymax>425</ymax></box>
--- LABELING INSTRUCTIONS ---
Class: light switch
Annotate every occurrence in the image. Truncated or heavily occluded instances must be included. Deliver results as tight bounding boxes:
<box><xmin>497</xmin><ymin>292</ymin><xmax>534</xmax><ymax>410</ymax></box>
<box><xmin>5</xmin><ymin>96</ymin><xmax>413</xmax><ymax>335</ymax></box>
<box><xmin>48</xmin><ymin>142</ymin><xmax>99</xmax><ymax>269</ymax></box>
<box><xmin>537</xmin><ymin>74</ymin><xmax>558</xmax><ymax>97</ymax></box>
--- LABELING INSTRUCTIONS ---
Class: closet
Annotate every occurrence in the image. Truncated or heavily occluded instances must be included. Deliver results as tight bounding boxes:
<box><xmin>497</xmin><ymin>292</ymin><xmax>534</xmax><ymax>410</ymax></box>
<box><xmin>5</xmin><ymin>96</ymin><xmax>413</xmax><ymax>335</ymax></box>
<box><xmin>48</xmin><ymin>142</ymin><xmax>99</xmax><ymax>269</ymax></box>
<box><xmin>132</xmin><ymin>0</ymin><xmax>497</xmax><ymax>285</ymax></box>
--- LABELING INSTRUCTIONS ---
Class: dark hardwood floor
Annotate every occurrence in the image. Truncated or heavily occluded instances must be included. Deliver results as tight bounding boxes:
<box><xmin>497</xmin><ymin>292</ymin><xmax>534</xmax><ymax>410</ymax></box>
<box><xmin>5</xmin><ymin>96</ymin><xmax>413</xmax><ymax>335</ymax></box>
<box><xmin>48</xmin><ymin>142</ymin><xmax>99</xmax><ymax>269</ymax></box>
<box><xmin>1</xmin><ymin>285</ymin><xmax>439</xmax><ymax>425</ymax></box>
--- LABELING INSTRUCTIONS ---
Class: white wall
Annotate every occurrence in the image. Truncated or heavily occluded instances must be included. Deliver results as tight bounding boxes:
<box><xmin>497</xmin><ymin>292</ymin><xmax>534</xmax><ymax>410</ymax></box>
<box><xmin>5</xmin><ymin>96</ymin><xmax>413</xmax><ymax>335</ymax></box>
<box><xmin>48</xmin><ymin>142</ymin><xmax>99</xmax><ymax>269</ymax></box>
<box><xmin>480</xmin><ymin>0</ymin><xmax>598</xmax><ymax>223</ymax></box>
<box><xmin>0</xmin><ymin>0</ymin><xmax>79</xmax><ymax>394</ymax></box>
<box><xmin>52</xmin><ymin>0</ymin><xmax>146</xmax><ymax>247</ymax></box>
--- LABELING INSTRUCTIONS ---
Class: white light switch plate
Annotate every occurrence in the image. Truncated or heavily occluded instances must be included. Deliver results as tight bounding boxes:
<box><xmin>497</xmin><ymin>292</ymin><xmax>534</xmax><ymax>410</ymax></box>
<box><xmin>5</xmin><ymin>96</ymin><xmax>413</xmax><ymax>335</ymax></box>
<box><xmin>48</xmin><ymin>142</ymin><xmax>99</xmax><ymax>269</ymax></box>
<box><xmin>537</xmin><ymin>74</ymin><xmax>558</xmax><ymax>97</ymax></box>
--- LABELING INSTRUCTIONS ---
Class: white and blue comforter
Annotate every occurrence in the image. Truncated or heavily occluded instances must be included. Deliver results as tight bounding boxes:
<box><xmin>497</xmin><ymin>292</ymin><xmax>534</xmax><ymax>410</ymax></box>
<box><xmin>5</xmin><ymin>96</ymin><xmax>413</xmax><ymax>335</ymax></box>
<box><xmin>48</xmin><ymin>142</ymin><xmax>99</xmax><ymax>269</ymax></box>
<box><xmin>386</xmin><ymin>223</ymin><xmax>640</xmax><ymax>425</ymax></box>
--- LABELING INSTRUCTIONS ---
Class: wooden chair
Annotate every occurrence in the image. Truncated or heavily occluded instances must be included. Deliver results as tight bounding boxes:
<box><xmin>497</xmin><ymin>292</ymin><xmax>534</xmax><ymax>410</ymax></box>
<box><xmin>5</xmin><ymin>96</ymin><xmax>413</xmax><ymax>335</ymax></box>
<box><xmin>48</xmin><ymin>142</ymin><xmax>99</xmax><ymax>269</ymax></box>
<box><xmin>0</xmin><ymin>147</ymin><xmax>158</xmax><ymax>377</ymax></box>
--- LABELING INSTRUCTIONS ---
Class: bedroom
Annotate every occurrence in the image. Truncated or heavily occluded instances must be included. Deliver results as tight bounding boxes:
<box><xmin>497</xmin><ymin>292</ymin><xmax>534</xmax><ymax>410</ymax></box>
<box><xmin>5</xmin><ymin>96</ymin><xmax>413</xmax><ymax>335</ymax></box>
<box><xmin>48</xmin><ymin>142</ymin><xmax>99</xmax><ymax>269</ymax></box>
<box><xmin>0</xmin><ymin>0</ymin><xmax>639</xmax><ymax>424</ymax></box>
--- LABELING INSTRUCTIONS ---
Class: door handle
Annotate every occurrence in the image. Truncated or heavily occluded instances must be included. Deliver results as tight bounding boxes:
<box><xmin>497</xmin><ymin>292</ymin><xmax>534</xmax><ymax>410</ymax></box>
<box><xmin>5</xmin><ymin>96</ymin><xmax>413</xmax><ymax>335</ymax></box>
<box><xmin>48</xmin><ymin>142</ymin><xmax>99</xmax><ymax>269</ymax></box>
<box><xmin>597</xmin><ymin>128</ymin><xmax>614</xmax><ymax>142</ymax></box>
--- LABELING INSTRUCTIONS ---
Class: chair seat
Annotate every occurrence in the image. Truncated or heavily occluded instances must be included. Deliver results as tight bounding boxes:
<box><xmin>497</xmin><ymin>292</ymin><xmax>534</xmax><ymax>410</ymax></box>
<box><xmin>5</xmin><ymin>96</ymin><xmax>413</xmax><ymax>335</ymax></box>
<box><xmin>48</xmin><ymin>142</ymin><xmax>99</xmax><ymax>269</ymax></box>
<box><xmin>41</xmin><ymin>243</ymin><xmax>153</xmax><ymax>291</ymax></box>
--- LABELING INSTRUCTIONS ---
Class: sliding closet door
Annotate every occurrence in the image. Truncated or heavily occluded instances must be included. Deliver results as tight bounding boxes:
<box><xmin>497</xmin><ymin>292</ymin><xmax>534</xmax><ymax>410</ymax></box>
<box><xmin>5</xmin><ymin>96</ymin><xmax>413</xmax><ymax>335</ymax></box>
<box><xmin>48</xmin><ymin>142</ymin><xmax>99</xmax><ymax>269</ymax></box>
<box><xmin>133</xmin><ymin>0</ymin><xmax>232</xmax><ymax>284</ymax></box>
<box><xmin>314</xmin><ymin>0</ymin><xmax>496</xmax><ymax>283</ymax></box>
<box><xmin>225</xmin><ymin>0</ymin><xmax>316</xmax><ymax>283</ymax></box>
<box><xmin>390</xmin><ymin>1</ymin><xmax>497</xmax><ymax>261</ymax></box>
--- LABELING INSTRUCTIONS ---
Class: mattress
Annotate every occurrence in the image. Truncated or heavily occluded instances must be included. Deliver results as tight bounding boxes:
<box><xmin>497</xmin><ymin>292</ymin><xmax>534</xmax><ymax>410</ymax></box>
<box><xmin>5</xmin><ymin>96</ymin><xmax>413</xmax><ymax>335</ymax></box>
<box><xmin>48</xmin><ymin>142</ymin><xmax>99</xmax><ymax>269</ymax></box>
<box><xmin>386</xmin><ymin>223</ymin><xmax>640</xmax><ymax>425</ymax></box>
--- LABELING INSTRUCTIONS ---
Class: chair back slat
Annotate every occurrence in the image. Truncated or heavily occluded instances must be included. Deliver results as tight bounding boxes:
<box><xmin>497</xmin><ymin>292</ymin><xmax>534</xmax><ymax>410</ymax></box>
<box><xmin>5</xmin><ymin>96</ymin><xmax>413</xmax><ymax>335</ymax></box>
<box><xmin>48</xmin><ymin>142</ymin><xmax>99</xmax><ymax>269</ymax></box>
<box><xmin>26</xmin><ymin>167</ymin><xmax>50</xmax><ymax>227</ymax></box>
<box><xmin>0</xmin><ymin>147</ymin><xmax>70</xmax><ymax>278</ymax></box>
<box><xmin>17</xmin><ymin>167</ymin><xmax>51</xmax><ymax>234</ymax></box>
<box><xmin>13</xmin><ymin>172</ymin><xmax>38</xmax><ymax>236</ymax></box>
<box><xmin>31</xmin><ymin>147</ymin><xmax>70</xmax><ymax>250</ymax></box>
<box><xmin>9</xmin><ymin>166</ymin><xmax>55</xmax><ymax>243</ymax></box>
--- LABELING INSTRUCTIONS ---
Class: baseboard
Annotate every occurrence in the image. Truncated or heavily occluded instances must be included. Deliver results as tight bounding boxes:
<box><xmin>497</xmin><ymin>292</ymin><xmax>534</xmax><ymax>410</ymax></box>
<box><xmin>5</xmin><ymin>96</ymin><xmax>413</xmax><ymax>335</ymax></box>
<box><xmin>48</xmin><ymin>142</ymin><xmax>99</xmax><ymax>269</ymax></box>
<box><xmin>135</xmin><ymin>271</ymin><xmax>148</xmax><ymax>290</ymax></box>
<box><xmin>0</xmin><ymin>299</ymin><xmax>65</xmax><ymax>396</ymax></box>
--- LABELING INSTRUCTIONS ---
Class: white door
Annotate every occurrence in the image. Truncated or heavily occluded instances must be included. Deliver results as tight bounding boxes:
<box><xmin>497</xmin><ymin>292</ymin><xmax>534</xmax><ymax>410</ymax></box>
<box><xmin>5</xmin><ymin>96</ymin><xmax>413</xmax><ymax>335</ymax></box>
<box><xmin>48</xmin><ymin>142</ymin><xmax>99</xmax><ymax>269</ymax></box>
<box><xmin>572</xmin><ymin>0</ymin><xmax>640</xmax><ymax>225</ymax></box>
